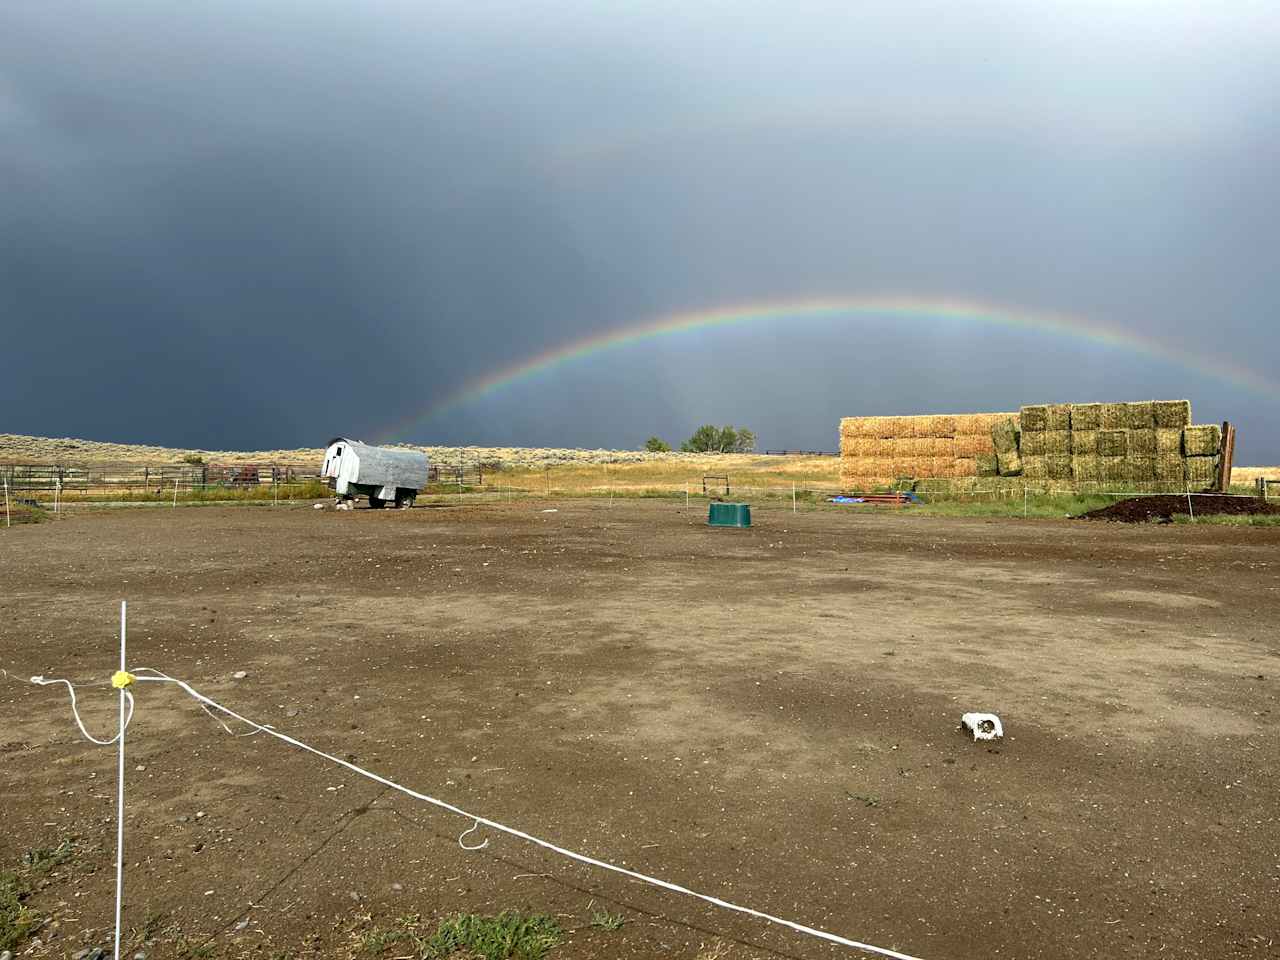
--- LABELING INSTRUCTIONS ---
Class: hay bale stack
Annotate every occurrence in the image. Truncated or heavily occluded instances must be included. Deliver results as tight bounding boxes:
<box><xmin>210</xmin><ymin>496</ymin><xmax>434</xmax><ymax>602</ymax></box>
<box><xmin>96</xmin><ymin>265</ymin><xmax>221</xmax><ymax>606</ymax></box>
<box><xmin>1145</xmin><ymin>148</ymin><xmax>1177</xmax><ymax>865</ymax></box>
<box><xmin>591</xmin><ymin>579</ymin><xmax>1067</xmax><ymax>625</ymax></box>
<box><xmin>954</xmin><ymin>433</ymin><xmax>996</xmax><ymax>457</ymax></box>
<box><xmin>1022</xmin><ymin>431</ymin><xmax>1071</xmax><ymax>456</ymax></box>
<box><xmin>1047</xmin><ymin>455</ymin><xmax>1073</xmax><ymax>480</ymax></box>
<box><xmin>1102</xmin><ymin>457</ymin><xmax>1127</xmax><ymax>481</ymax></box>
<box><xmin>1129</xmin><ymin>429</ymin><xmax>1156</xmax><ymax>456</ymax></box>
<box><xmin>991</xmin><ymin>418</ymin><xmax>1022</xmax><ymax>477</ymax></box>
<box><xmin>1154</xmin><ymin>400</ymin><xmax>1192</xmax><ymax>429</ymax></box>
<box><xmin>1183</xmin><ymin>425</ymin><xmax>1221</xmax><ymax>456</ymax></box>
<box><xmin>1099</xmin><ymin>403</ymin><xmax>1128</xmax><ymax>428</ymax></box>
<box><xmin>839</xmin><ymin>411</ymin><xmax>1017</xmax><ymax>483</ymax></box>
<box><xmin>1155</xmin><ymin>429</ymin><xmax>1183</xmax><ymax>455</ymax></box>
<box><xmin>1073</xmin><ymin>455</ymin><xmax>1102</xmax><ymax>482</ymax></box>
<box><xmin>843</xmin><ymin>400</ymin><xmax>1211</xmax><ymax>490</ymax></box>
<box><xmin>1155</xmin><ymin>454</ymin><xmax>1184</xmax><ymax>482</ymax></box>
<box><xmin>997</xmin><ymin>451</ymin><xmax>1023</xmax><ymax>477</ymax></box>
<box><xmin>1125</xmin><ymin>402</ymin><xmax>1156</xmax><ymax>429</ymax></box>
<box><xmin>1019</xmin><ymin>405</ymin><xmax>1049</xmax><ymax>432</ymax></box>
<box><xmin>1184</xmin><ymin>456</ymin><xmax>1217</xmax><ymax>485</ymax></box>
<box><xmin>1046</xmin><ymin>404</ymin><xmax>1071</xmax><ymax>430</ymax></box>
<box><xmin>1098</xmin><ymin>430</ymin><xmax>1128</xmax><ymax>457</ymax></box>
<box><xmin>1127</xmin><ymin>456</ymin><xmax>1155</xmax><ymax>481</ymax></box>
<box><xmin>1069</xmin><ymin>403</ymin><xmax>1102</xmax><ymax>430</ymax></box>
<box><xmin>1071</xmin><ymin>429</ymin><xmax>1098</xmax><ymax>456</ymax></box>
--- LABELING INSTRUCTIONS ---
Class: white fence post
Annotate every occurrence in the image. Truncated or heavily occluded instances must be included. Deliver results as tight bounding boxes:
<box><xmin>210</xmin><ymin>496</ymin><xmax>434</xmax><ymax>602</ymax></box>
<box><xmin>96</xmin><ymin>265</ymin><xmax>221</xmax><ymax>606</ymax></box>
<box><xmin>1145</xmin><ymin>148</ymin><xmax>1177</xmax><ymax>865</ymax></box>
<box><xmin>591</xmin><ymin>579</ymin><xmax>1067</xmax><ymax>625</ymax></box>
<box><xmin>114</xmin><ymin>600</ymin><xmax>128</xmax><ymax>960</ymax></box>
<box><xmin>4</xmin><ymin>478</ymin><xmax>9</xmax><ymax>527</ymax></box>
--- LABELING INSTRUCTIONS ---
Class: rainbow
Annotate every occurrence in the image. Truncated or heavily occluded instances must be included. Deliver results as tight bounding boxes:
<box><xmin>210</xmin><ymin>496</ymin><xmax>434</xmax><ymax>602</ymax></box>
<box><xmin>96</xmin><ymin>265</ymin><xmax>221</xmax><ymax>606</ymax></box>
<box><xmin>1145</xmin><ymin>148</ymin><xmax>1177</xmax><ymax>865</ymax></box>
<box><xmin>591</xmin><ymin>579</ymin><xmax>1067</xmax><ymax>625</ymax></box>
<box><xmin>378</xmin><ymin>295</ymin><xmax>1275</xmax><ymax>441</ymax></box>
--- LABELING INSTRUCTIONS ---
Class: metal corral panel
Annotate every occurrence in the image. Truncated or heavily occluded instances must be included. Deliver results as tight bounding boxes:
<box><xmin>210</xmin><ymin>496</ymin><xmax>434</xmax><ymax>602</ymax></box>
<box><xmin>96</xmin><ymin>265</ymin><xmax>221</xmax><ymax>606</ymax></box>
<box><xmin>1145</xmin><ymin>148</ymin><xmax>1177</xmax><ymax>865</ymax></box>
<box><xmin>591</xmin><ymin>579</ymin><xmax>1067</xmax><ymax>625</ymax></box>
<box><xmin>322</xmin><ymin>438</ymin><xmax>430</xmax><ymax>498</ymax></box>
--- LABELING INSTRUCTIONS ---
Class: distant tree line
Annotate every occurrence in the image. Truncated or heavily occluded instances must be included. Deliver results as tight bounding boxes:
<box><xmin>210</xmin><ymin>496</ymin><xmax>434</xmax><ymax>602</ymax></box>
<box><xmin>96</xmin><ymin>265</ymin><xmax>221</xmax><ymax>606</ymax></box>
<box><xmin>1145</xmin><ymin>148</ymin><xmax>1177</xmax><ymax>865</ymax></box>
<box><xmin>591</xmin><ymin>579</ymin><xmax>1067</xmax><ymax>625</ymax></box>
<box><xmin>645</xmin><ymin>425</ymin><xmax>756</xmax><ymax>454</ymax></box>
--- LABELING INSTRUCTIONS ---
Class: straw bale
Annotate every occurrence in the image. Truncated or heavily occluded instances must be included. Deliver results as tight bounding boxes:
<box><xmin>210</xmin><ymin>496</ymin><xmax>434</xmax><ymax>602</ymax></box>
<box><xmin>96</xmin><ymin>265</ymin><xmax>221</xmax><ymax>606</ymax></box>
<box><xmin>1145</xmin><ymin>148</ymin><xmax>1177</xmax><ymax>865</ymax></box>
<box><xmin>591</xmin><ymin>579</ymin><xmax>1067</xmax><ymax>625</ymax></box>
<box><xmin>1098</xmin><ymin>430</ymin><xmax>1128</xmax><ymax>457</ymax></box>
<box><xmin>1025</xmin><ymin>431</ymin><xmax>1071</xmax><ymax>456</ymax></box>
<box><xmin>997</xmin><ymin>450</ymin><xmax>1023</xmax><ymax>476</ymax></box>
<box><xmin>870</xmin><ymin>438</ymin><xmax>955</xmax><ymax>457</ymax></box>
<box><xmin>1072</xmin><ymin>455</ymin><xmax>1102</xmax><ymax>482</ymax></box>
<box><xmin>1046</xmin><ymin>404</ymin><xmax>1071</xmax><ymax>431</ymax></box>
<box><xmin>1071</xmin><ymin>430</ymin><xmax>1098</xmax><ymax>456</ymax></box>
<box><xmin>1182</xmin><ymin>424</ymin><xmax>1221</xmax><ymax>456</ymax></box>
<box><xmin>955</xmin><ymin>412</ymin><xmax>1019</xmax><ymax>436</ymax></box>
<box><xmin>1096</xmin><ymin>403</ymin><xmax>1125</xmax><ymax>428</ymax></box>
<box><xmin>1155</xmin><ymin>429</ymin><xmax>1183</xmax><ymax>455</ymax></box>
<box><xmin>840</xmin><ymin>470</ymin><xmax>893</xmax><ymax>490</ymax></box>
<box><xmin>1101</xmin><ymin>457</ymin><xmax>1127</xmax><ymax>481</ymax></box>
<box><xmin>1154</xmin><ymin>454</ymin><xmax>1185</xmax><ymax>482</ymax></box>
<box><xmin>841</xmin><ymin>437</ymin><xmax>884</xmax><ymax>457</ymax></box>
<box><xmin>1022</xmin><ymin>454</ymin><xmax>1047</xmax><ymax>479</ymax></box>
<box><xmin>1021</xmin><ymin>432</ymin><xmax>1046</xmax><ymax>456</ymax></box>
<box><xmin>840</xmin><ymin>457</ymin><xmax>894</xmax><ymax>477</ymax></box>
<box><xmin>1046</xmin><ymin>455</ymin><xmax>1073</xmax><ymax>480</ymax></box>
<box><xmin>916</xmin><ymin>415</ymin><xmax>956</xmax><ymax>437</ymax></box>
<box><xmin>991</xmin><ymin>418</ymin><xmax>1020</xmax><ymax>456</ymax></box>
<box><xmin>1126</xmin><ymin>456</ymin><xmax>1155</xmax><ymax>481</ymax></box>
<box><xmin>975</xmin><ymin>453</ymin><xmax>998</xmax><ymax>477</ymax></box>
<box><xmin>1128</xmin><ymin>429</ymin><xmax>1156</xmax><ymax>456</ymax></box>
<box><xmin>1154</xmin><ymin>400</ymin><xmax>1191</xmax><ymax>428</ymax></box>
<box><xmin>1020</xmin><ymin>405</ymin><xmax>1049</xmax><ymax>432</ymax></box>
<box><xmin>1184</xmin><ymin>456</ymin><xmax>1218</xmax><ymax>485</ymax></box>
<box><xmin>1125</xmin><ymin>402</ymin><xmax>1156</xmax><ymax>429</ymax></box>
<box><xmin>840</xmin><ymin>417</ymin><xmax>904</xmax><ymax>440</ymax></box>
<box><xmin>954</xmin><ymin>433</ymin><xmax>996</xmax><ymax>457</ymax></box>
<box><xmin>1045</xmin><ymin>430</ymin><xmax>1071</xmax><ymax>455</ymax></box>
<box><xmin>1069</xmin><ymin>403</ymin><xmax>1102</xmax><ymax>430</ymax></box>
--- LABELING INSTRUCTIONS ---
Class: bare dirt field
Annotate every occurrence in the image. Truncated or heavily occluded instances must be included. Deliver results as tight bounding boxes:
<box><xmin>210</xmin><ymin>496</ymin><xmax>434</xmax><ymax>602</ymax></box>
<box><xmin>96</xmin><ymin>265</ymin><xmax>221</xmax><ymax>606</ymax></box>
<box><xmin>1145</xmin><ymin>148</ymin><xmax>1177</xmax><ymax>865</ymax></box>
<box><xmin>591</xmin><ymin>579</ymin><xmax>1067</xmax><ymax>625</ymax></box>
<box><xmin>2</xmin><ymin>501</ymin><xmax>1278</xmax><ymax>960</ymax></box>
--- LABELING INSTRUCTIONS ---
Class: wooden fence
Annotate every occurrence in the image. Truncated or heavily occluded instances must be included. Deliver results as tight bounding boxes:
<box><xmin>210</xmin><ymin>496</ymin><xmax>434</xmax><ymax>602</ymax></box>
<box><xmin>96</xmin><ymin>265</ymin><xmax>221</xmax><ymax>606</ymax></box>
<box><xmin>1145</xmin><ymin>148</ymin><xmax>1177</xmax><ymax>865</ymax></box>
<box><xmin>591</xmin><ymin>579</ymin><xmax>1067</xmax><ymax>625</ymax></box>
<box><xmin>0</xmin><ymin>460</ymin><xmax>491</xmax><ymax>497</ymax></box>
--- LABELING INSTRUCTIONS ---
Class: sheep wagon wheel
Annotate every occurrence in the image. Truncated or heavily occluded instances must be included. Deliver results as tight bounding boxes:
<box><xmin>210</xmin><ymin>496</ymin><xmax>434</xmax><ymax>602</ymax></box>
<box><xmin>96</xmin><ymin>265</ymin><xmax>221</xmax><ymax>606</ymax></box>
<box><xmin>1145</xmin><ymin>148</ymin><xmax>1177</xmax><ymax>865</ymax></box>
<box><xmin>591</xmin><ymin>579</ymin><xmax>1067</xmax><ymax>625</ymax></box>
<box><xmin>395</xmin><ymin>491</ymin><xmax>416</xmax><ymax>510</ymax></box>
<box><xmin>367</xmin><ymin>495</ymin><xmax>387</xmax><ymax>509</ymax></box>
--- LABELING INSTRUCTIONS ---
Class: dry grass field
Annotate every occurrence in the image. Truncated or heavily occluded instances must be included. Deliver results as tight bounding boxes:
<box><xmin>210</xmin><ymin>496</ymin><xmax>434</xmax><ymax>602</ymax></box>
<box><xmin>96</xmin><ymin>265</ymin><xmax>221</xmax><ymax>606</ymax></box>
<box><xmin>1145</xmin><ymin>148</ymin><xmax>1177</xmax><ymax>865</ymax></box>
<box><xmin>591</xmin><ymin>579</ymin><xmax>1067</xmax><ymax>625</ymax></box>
<box><xmin>0</xmin><ymin>433</ymin><xmax>834</xmax><ymax>474</ymax></box>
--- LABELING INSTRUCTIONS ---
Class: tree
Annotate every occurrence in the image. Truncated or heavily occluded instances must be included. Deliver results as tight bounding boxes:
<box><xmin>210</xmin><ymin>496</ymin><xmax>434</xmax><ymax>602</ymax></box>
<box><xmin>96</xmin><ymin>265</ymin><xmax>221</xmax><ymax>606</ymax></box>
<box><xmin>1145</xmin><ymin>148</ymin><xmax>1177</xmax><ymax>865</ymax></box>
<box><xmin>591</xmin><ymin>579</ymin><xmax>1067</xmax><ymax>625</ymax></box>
<box><xmin>644</xmin><ymin>436</ymin><xmax>672</xmax><ymax>453</ymax></box>
<box><xmin>680</xmin><ymin>424</ymin><xmax>756</xmax><ymax>453</ymax></box>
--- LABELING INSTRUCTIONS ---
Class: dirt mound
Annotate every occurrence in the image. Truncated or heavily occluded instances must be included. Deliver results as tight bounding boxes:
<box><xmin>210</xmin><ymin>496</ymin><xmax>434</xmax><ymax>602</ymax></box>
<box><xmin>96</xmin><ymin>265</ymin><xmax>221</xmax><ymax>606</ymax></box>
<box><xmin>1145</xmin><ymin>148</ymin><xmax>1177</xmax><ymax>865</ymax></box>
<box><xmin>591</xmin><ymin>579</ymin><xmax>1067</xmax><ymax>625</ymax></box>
<box><xmin>1082</xmin><ymin>494</ymin><xmax>1280</xmax><ymax>523</ymax></box>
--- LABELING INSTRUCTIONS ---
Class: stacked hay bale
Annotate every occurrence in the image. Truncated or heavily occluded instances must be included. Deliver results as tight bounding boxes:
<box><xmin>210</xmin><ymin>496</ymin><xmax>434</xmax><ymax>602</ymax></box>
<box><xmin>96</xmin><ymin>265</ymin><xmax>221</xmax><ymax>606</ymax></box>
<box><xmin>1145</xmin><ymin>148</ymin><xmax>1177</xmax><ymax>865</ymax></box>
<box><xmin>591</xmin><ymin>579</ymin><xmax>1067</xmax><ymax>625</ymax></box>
<box><xmin>1018</xmin><ymin>404</ymin><xmax>1073</xmax><ymax>480</ymax></box>
<box><xmin>991</xmin><ymin>417</ymin><xmax>1022</xmax><ymax>476</ymax></box>
<box><xmin>1022</xmin><ymin>398</ymin><xmax>1212</xmax><ymax>490</ymax></box>
<box><xmin>1182</xmin><ymin>422</ymin><xmax>1221</xmax><ymax>485</ymax></box>
<box><xmin>840</xmin><ymin>399</ymin><xmax>1222</xmax><ymax>491</ymax></box>
<box><xmin>1069</xmin><ymin>403</ymin><xmax>1101</xmax><ymax>481</ymax></box>
<box><xmin>839</xmin><ymin>413</ymin><xmax>1016</xmax><ymax>488</ymax></box>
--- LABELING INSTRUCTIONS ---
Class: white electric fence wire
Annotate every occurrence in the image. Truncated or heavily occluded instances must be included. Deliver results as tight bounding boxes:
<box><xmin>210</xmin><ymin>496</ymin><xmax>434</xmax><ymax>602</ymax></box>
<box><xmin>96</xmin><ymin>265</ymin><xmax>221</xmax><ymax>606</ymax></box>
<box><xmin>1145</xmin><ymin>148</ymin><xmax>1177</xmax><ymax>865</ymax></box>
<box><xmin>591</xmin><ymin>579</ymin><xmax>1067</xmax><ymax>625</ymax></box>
<box><xmin>118</xmin><ymin>668</ymin><xmax>926</xmax><ymax>960</ymax></box>
<box><xmin>28</xmin><ymin>676</ymin><xmax>135</xmax><ymax>745</ymax></box>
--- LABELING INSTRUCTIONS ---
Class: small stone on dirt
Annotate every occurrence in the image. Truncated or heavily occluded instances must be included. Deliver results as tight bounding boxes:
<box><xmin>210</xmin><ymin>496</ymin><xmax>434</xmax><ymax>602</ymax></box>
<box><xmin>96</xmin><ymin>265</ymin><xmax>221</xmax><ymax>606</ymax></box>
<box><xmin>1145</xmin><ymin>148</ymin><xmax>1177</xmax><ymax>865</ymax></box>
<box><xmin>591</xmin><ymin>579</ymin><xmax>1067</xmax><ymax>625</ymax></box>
<box><xmin>232</xmin><ymin>670</ymin><xmax>248</xmax><ymax>679</ymax></box>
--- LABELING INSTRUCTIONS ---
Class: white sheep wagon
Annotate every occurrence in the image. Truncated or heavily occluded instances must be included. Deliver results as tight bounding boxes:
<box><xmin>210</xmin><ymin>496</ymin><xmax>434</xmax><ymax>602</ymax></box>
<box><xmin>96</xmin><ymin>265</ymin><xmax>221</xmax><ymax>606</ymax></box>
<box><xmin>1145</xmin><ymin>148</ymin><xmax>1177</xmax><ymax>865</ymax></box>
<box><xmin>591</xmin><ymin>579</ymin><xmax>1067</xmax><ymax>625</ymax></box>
<box><xmin>321</xmin><ymin>437</ymin><xmax>430</xmax><ymax>509</ymax></box>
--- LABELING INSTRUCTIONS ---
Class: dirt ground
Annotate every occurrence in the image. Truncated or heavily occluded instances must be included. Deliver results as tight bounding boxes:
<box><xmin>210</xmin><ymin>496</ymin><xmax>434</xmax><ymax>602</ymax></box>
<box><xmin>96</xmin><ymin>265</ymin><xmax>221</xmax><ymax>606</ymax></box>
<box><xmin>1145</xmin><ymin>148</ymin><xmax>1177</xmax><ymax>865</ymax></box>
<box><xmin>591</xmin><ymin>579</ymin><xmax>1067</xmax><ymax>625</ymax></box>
<box><xmin>2</xmin><ymin>500</ymin><xmax>1278</xmax><ymax>960</ymax></box>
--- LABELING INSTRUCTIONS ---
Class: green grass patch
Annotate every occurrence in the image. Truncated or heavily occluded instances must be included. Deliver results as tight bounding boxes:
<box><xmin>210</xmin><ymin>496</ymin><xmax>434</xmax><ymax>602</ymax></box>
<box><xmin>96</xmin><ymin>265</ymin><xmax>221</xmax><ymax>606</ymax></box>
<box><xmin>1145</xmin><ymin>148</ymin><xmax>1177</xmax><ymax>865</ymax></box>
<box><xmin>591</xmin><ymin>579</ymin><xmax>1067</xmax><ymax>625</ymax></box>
<box><xmin>1171</xmin><ymin>513</ymin><xmax>1280</xmax><ymax>527</ymax></box>
<box><xmin>22</xmin><ymin>840</ymin><xmax>74</xmax><ymax>873</ymax></box>
<box><xmin>912</xmin><ymin>493</ymin><xmax>1118</xmax><ymax>519</ymax></box>
<box><xmin>422</xmin><ymin>911</ymin><xmax>562</xmax><ymax>960</ymax></box>
<box><xmin>589</xmin><ymin>909</ymin><xmax>626</xmax><ymax>931</ymax></box>
<box><xmin>0</xmin><ymin>870</ymin><xmax>38</xmax><ymax>952</ymax></box>
<box><xmin>1</xmin><ymin>503</ymin><xmax>47</xmax><ymax>525</ymax></box>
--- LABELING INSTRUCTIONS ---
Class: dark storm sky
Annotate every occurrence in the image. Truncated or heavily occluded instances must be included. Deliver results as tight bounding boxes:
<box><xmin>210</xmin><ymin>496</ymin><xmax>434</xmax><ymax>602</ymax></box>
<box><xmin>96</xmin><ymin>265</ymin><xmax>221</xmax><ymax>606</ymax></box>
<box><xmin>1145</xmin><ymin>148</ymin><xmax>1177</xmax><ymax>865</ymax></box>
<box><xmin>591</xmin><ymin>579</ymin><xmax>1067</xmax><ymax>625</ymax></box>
<box><xmin>3</xmin><ymin>2</ymin><xmax>1278</xmax><ymax>459</ymax></box>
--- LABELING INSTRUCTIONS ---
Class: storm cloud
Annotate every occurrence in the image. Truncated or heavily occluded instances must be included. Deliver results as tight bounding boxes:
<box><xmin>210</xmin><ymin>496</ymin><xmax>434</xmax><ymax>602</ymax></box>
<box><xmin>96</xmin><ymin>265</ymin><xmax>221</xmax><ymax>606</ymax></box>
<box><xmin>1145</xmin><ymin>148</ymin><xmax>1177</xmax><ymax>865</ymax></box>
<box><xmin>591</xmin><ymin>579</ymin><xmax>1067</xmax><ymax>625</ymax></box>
<box><xmin>3</xmin><ymin>1</ymin><xmax>1277</xmax><ymax>458</ymax></box>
